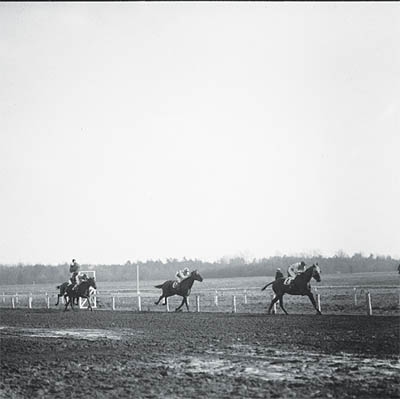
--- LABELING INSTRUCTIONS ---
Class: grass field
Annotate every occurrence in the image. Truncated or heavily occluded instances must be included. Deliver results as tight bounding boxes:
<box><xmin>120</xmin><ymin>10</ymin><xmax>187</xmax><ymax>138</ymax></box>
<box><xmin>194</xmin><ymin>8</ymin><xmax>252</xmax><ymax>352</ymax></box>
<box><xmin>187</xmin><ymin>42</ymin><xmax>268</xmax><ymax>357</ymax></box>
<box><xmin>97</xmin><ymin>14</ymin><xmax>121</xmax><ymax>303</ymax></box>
<box><xmin>1</xmin><ymin>271</ymin><xmax>399</xmax><ymax>315</ymax></box>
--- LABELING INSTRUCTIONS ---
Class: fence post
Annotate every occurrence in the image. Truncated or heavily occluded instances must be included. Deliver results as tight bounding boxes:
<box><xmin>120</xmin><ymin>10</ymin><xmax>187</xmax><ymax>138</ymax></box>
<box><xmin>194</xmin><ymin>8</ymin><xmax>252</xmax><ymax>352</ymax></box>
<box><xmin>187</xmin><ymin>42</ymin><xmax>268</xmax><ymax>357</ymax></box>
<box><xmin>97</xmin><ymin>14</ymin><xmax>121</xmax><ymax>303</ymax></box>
<box><xmin>28</xmin><ymin>294</ymin><xmax>32</xmax><ymax>309</ymax></box>
<box><xmin>166</xmin><ymin>297</ymin><xmax>170</xmax><ymax>312</ymax></box>
<box><xmin>112</xmin><ymin>296</ymin><xmax>116</xmax><ymax>311</ymax></box>
<box><xmin>366</xmin><ymin>292</ymin><xmax>372</xmax><ymax>316</ymax></box>
<box><xmin>15</xmin><ymin>293</ymin><xmax>19</xmax><ymax>304</ymax></box>
<box><xmin>11</xmin><ymin>296</ymin><xmax>15</xmax><ymax>309</ymax></box>
<box><xmin>45</xmin><ymin>293</ymin><xmax>50</xmax><ymax>309</ymax></box>
<box><xmin>316</xmin><ymin>293</ymin><xmax>321</xmax><ymax>312</ymax></box>
<box><xmin>353</xmin><ymin>288</ymin><xmax>357</xmax><ymax>306</ymax></box>
<box><xmin>232</xmin><ymin>295</ymin><xmax>237</xmax><ymax>313</ymax></box>
<box><xmin>244</xmin><ymin>290</ymin><xmax>247</xmax><ymax>305</ymax></box>
<box><xmin>137</xmin><ymin>295</ymin><xmax>142</xmax><ymax>312</ymax></box>
<box><xmin>214</xmin><ymin>291</ymin><xmax>218</xmax><ymax>307</ymax></box>
<box><xmin>196</xmin><ymin>295</ymin><xmax>200</xmax><ymax>312</ymax></box>
<box><xmin>2</xmin><ymin>292</ymin><xmax>5</xmax><ymax>304</ymax></box>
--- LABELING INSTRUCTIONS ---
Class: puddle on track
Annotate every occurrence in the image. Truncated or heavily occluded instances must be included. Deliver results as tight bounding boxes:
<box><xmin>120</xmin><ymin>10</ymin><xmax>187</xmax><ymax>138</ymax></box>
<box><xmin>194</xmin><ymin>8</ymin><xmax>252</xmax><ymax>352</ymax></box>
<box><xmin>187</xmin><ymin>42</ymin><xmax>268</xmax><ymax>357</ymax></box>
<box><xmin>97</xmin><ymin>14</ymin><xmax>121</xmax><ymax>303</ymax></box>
<box><xmin>0</xmin><ymin>326</ymin><xmax>141</xmax><ymax>341</ymax></box>
<box><xmin>173</xmin><ymin>345</ymin><xmax>400</xmax><ymax>383</ymax></box>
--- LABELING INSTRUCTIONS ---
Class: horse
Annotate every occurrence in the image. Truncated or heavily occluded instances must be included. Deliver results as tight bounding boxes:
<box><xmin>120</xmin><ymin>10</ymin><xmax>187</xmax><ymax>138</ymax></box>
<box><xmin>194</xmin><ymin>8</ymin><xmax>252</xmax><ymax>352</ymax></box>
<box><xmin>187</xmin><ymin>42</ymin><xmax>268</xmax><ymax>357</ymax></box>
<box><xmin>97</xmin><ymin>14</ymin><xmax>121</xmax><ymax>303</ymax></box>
<box><xmin>261</xmin><ymin>264</ymin><xmax>322</xmax><ymax>315</ymax></box>
<box><xmin>55</xmin><ymin>273</ymin><xmax>90</xmax><ymax>306</ymax></box>
<box><xmin>55</xmin><ymin>282</ymin><xmax>78</xmax><ymax>306</ymax></box>
<box><xmin>63</xmin><ymin>277</ymin><xmax>97</xmax><ymax>312</ymax></box>
<box><xmin>154</xmin><ymin>270</ymin><xmax>203</xmax><ymax>312</ymax></box>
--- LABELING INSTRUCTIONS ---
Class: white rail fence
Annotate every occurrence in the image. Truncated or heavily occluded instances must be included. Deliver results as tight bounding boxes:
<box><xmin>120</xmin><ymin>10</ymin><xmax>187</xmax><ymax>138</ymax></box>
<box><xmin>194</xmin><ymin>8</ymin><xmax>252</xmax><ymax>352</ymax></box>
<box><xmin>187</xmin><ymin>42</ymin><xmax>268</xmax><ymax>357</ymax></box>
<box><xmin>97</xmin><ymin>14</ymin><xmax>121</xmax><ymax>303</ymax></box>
<box><xmin>1</xmin><ymin>285</ymin><xmax>399</xmax><ymax>315</ymax></box>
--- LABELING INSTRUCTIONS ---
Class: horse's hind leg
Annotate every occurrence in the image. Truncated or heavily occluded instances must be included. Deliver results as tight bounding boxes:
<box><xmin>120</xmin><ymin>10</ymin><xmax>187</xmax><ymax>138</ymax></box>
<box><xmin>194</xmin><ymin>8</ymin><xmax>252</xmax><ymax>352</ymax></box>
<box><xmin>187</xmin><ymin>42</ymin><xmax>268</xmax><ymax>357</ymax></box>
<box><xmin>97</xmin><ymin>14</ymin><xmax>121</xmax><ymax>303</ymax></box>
<box><xmin>155</xmin><ymin>295</ymin><xmax>164</xmax><ymax>305</ymax></box>
<box><xmin>307</xmin><ymin>292</ymin><xmax>322</xmax><ymax>315</ymax></box>
<box><xmin>55</xmin><ymin>295</ymin><xmax>60</xmax><ymax>306</ymax></box>
<box><xmin>267</xmin><ymin>295</ymin><xmax>280</xmax><ymax>314</ymax></box>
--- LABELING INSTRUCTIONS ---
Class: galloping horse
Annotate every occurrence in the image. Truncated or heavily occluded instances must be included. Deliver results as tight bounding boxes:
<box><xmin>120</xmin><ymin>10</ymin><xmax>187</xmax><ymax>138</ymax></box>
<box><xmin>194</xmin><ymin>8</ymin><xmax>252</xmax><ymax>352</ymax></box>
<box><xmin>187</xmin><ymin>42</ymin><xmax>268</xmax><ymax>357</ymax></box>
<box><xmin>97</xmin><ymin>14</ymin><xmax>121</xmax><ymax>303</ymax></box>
<box><xmin>261</xmin><ymin>264</ymin><xmax>322</xmax><ymax>315</ymax></box>
<box><xmin>63</xmin><ymin>277</ymin><xmax>97</xmax><ymax>312</ymax></box>
<box><xmin>55</xmin><ymin>282</ymin><xmax>78</xmax><ymax>306</ymax></box>
<box><xmin>55</xmin><ymin>273</ymin><xmax>90</xmax><ymax>306</ymax></box>
<box><xmin>154</xmin><ymin>270</ymin><xmax>203</xmax><ymax>312</ymax></box>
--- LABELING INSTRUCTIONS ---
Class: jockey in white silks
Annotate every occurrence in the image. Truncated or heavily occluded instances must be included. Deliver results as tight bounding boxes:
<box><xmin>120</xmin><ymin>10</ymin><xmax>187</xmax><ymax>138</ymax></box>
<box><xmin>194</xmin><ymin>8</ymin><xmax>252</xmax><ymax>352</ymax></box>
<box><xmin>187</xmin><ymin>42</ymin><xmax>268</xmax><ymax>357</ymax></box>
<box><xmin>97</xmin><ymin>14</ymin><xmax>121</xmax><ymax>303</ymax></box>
<box><xmin>287</xmin><ymin>261</ymin><xmax>306</xmax><ymax>280</ymax></box>
<box><xmin>175</xmin><ymin>267</ymin><xmax>190</xmax><ymax>284</ymax></box>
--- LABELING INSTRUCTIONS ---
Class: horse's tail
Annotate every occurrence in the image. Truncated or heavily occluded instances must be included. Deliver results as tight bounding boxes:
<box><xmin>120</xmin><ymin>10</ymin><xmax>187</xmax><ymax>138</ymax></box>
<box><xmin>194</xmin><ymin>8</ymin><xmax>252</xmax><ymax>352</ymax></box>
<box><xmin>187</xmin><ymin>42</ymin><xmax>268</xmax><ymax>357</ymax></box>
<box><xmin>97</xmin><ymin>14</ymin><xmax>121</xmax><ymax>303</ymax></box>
<box><xmin>155</xmin><ymin>284</ymin><xmax>163</xmax><ymax>289</ymax></box>
<box><xmin>261</xmin><ymin>281</ymin><xmax>274</xmax><ymax>291</ymax></box>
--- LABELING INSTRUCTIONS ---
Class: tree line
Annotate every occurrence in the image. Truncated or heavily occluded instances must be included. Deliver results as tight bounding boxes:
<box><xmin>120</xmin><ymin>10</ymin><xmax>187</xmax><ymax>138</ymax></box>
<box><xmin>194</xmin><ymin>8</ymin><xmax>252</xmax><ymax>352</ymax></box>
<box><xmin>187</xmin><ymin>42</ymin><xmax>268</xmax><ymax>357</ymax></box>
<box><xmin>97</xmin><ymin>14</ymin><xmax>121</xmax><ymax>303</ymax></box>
<box><xmin>0</xmin><ymin>253</ymin><xmax>398</xmax><ymax>286</ymax></box>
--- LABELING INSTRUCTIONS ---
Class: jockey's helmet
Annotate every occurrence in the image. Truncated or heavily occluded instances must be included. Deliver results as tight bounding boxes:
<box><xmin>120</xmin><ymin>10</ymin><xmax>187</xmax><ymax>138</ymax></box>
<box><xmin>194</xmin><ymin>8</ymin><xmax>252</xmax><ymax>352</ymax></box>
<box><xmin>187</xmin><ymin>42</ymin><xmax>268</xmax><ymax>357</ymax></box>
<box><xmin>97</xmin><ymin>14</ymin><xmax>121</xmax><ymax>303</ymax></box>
<box><xmin>300</xmin><ymin>261</ymin><xmax>306</xmax><ymax>267</ymax></box>
<box><xmin>184</xmin><ymin>267</ymin><xmax>189</xmax><ymax>273</ymax></box>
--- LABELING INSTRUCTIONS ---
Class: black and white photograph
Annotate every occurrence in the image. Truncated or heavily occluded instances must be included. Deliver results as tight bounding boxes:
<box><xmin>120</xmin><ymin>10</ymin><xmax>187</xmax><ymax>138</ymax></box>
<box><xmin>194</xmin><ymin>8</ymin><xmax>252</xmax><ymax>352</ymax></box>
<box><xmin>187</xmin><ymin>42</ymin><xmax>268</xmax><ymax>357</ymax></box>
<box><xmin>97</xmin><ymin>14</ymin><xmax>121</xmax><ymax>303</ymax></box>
<box><xmin>1</xmin><ymin>2</ymin><xmax>399</xmax><ymax>398</ymax></box>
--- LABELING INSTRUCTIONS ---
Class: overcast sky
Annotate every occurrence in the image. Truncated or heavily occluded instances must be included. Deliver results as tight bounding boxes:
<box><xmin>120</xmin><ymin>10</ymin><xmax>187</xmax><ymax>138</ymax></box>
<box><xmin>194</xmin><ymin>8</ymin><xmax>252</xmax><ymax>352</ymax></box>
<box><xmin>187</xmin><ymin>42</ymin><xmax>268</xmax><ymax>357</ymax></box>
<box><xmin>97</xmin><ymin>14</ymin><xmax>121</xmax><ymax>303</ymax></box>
<box><xmin>1</xmin><ymin>2</ymin><xmax>399</xmax><ymax>265</ymax></box>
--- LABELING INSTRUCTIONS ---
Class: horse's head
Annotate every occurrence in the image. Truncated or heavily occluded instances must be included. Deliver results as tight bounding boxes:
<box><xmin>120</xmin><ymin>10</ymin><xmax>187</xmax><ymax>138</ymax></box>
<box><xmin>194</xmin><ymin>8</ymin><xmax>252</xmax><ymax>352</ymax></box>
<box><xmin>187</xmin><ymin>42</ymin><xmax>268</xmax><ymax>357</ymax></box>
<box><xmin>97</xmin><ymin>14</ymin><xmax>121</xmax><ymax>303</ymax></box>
<box><xmin>311</xmin><ymin>263</ymin><xmax>321</xmax><ymax>282</ymax></box>
<box><xmin>87</xmin><ymin>277</ymin><xmax>97</xmax><ymax>290</ymax></box>
<box><xmin>191</xmin><ymin>270</ymin><xmax>203</xmax><ymax>282</ymax></box>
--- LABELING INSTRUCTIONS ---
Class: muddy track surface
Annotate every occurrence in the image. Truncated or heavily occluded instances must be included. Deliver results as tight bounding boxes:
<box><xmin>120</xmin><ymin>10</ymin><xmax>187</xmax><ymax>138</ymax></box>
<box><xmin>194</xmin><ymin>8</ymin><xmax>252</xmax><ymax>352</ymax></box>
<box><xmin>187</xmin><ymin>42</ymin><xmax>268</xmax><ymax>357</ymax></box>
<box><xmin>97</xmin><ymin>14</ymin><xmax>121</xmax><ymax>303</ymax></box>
<box><xmin>1</xmin><ymin>309</ymin><xmax>399</xmax><ymax>398</ymax></box>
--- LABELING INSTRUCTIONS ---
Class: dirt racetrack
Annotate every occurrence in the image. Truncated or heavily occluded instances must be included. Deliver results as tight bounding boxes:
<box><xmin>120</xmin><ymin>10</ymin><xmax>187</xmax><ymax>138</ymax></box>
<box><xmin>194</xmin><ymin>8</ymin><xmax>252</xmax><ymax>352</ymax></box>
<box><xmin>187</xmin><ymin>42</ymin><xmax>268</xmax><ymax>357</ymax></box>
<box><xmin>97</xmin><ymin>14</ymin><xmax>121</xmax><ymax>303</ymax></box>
<box><xmin>1</xmin><ymin>309</ymin><xmax>399</xmax><ymax>398</ymax></box>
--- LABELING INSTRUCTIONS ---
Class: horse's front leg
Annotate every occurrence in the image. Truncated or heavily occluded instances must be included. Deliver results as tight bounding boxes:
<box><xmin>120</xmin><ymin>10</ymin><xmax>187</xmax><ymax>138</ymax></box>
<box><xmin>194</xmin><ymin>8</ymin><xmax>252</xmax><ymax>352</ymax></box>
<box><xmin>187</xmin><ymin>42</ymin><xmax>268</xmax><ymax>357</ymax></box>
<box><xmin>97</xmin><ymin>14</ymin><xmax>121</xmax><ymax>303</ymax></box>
<box><xmin>55</xmin><ymin>294</ymin><xmax>60</xmax><ymax>306</ymax></box>
<box><xmin>70</xmin><ymin>296</ymin><xmax>76</xmax><ymax>311</ymax></box>
<box><xmin>64</xmin><ymin>296</ymin><xmax>70</xmax><ymax>312</ymax></box>
<box><xmin>278</xmin><ymin>295</ymin><xmax>289</xmax><ymax>315</ymax></box>
<box><xmin>307</xmin><ymin>292</ymin><xmax>322</xmax><ymax>315</ymax></box>
<box><xmin>175</xmin><ymin>297</ymin><xmax>185</xmax><ymax>312</ymax></box>
<box><xmin>184</xmin><ymin>297</ymin><xmax>190</xmax><ymax>312</ymax></box>
<box><xmin>87</xmin><ymin>296</ymin><xmax>92</xmax><ymax>311</ymax></box>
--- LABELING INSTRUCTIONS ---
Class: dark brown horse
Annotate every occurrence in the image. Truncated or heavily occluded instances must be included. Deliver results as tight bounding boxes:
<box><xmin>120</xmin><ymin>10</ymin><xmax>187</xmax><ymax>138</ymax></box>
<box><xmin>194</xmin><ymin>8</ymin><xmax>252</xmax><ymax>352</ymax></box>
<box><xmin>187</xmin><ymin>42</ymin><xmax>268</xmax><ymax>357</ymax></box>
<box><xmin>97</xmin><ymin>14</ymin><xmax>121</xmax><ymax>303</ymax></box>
<box><xmin>154</xmin><ymin>270</ymin><xmax>203</xmax><ymax>312</ymax></box>
<box><xmin>56</xmin><ymin>273</ymin><xmax>91</xmax><ymax>306</ymax></box>
<box><xmin>64</xmin><ymin>277</ymin><xmax>97</xmax><ymax>312</ymax></box>
<box><xmin>261</xmin><ymin>264</ymin><xmax>322</xmax><ymax>315</ymax></box>
<box><xmin>55</xmin><ymin>282</ymin><xmax>78</xmax><ymax>306</ymax></box>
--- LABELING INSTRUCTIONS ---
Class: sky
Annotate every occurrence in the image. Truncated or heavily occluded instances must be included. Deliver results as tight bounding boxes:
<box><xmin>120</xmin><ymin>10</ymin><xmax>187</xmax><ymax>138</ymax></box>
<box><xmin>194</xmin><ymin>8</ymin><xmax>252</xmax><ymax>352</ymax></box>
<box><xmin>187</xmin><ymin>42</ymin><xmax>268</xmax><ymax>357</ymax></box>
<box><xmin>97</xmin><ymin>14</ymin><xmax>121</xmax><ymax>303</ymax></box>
<box><xmin>0</xmin><ymin>2</ymin><xmax>399</xmax><ymax>265</ymax></box>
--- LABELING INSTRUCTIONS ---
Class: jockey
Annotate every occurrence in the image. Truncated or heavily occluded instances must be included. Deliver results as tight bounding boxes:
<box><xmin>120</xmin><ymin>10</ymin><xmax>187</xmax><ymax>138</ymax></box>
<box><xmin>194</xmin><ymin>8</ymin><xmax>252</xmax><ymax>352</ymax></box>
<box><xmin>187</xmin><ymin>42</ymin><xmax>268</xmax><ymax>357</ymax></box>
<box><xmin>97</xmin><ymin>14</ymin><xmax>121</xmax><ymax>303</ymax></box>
<box><xmin>287</xmin><ymin>261</ymin><xmax>306</xmax><ymax>280</ymax></box>
<box><xmin>69</xmin><ymin>259</ymin><xmax>81</xmax><ymax>291</ymax></box>
<box><xmin>175</xmin><ymin>267</ymin><xmax>190</xmax><ymax>283</ymax></box>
